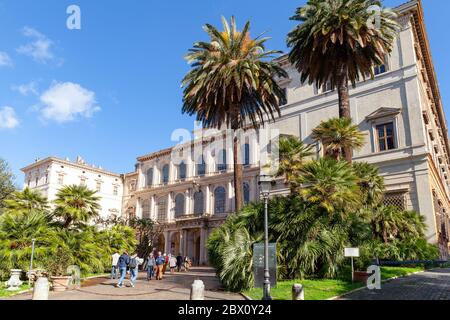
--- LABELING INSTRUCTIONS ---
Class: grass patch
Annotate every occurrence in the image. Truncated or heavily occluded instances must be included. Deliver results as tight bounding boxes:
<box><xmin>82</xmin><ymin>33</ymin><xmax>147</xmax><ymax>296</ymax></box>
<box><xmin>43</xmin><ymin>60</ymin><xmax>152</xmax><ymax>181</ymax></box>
<box><xmin>0</xmin><ymin>283</ymin><xmax>31</xmax><ymax>298</ymax></box>
<box><xmin>243</xmin><ymin>266</ymin><xmax>424</xmax><ymax>300</ymax></box>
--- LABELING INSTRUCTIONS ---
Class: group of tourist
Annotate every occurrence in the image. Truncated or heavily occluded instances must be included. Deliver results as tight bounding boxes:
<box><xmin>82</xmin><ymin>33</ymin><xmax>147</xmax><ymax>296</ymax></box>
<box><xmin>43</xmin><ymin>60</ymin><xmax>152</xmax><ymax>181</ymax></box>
<box><xmin>111</xmin><ymin>251</ymin><xmax>193</xmax><ymax>288</ymax></box>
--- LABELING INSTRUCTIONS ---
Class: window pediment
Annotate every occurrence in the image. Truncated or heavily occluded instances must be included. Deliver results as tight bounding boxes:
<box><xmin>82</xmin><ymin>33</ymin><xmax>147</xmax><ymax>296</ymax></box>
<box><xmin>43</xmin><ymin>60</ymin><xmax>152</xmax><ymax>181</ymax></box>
<box><xmin>365</xmin><ymin>107</ymin><xmax>402</xmax><ymax>122</ymax></box>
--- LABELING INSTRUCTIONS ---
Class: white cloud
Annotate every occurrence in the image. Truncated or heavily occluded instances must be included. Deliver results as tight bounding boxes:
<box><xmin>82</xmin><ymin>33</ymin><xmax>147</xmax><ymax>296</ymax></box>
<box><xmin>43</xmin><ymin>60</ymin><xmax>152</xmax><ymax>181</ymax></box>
<box><xmin>39</xmin><ymin>82</ymin><xmax>100</xmax><ymax>123</ymax></box>
<box><xmin>0</xmin><ymin>106</ymin><xmax>20</xmax><ymax>129</ymax></box>
<box><xmin>11</xmin><ymin>81</ymin><xmax>39</xmax><ymax>96</ymax></box>
<box><xmin>17</xmin><ymin>27</ymin><xmax>55</xmax><ymax>63</ymax></box>
<box><xmin>0</xmin><ymin>52</ymin><xmax>12</xmax><ymax>67</ymax></box>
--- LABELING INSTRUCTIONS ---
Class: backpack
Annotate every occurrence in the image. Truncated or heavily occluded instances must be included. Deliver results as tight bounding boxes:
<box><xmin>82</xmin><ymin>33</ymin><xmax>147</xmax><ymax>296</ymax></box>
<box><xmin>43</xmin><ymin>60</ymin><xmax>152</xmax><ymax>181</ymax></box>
<box><xmin>129</xmin><ymin>257</ymin><xmax>137</xmax><ymax>268</ymax></box>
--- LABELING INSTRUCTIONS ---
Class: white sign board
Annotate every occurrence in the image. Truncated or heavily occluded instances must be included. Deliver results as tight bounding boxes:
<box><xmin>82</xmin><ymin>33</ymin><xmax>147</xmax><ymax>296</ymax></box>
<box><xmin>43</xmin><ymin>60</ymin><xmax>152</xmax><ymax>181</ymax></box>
<box><xmin>344</xmin><ymin>248</ymin><xmax>360</xmax><ymax>257</ymax></box>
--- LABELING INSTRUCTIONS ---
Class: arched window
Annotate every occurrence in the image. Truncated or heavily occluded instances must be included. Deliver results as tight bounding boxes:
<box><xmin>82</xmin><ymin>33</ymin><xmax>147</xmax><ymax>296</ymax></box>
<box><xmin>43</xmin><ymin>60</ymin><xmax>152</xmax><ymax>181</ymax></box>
<box><xmin>217</xmin><ymin>149</ymin><xmax>227</xmax><ymax>172</ymax></box>
<box><xmin>178</xmin><ymin>162</ymin><xmax>187</xmax><ymax>181</ymax></box>
<box><xmin>196</xmin><ymin>156</ymin><xmax>206</xmax><ymax>176</ymax></box>
<box><xmin>243</xmin><ymin>144</ymin><xmax>250</xmax><ymax>166</ymax></box>
<box><xmin>146</xmin><ymin>168</ymin><xmax>153</xmax><ymax>187</ymax></box>
<box><xmin>141</xmin><ymin>199</ymin><xmax>151</xmax><ymax>219</ymax></box>
<box><xmin>162</xmin><ymin>164</ymin><xmax>170</xmax><ymax>184</ymax></box>
<box><xmin>243</xmin><ymin>182</ymin><xmax>250</xmax><ymax>205</ymax></box>
<box><xmin>175</xmin><ymin>194</ymin><xmax>185</xmax><ymax>217</ymax></box>
<box><xmin>214</xmin><ymin>186</ymin><xmax>226</xmax><ymax>214</ymax></box>
<box><xmin>157</xmin><ymin>196</ymin><xmax>167</xmax><ymax>222</ymax></box>
<box><xmin>193</xmin><ymin>191</ymin><xmax>204</xmax><ymax>215</ymax></box>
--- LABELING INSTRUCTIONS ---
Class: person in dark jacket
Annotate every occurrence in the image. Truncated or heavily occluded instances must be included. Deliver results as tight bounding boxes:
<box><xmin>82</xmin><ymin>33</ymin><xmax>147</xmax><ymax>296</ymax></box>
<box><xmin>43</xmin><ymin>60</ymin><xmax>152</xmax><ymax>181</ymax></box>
<box><xmin>116</xmin><ymin>252</ymin><xmax>130</xmax><ymax>288</ymax></box>
<box><xmin>176</xmin><ymin>254</ymin><xmax>183</xmax><ymax>272</ymax></box>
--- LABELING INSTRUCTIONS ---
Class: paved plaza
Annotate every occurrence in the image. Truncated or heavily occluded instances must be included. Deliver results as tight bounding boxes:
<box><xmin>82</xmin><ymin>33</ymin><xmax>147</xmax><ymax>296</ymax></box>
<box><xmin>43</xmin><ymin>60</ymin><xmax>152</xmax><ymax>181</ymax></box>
<box><xmin>340</xmin><ymin>268</ymin><xmax>450</xmax><ymax>300</ymax></box>
<box><xmin>4</xmin><ymin>267</ymin><xmax>244</xmax><ymax>301</ymax></box>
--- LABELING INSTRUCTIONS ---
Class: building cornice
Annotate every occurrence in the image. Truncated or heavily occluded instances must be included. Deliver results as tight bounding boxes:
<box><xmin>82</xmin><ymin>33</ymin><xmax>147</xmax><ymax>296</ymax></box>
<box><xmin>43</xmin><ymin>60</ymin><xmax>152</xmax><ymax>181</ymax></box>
<box><xmin>20</xmin><ymin>157</ymin><xmax>121</xmax><ymax>178</ymax></box>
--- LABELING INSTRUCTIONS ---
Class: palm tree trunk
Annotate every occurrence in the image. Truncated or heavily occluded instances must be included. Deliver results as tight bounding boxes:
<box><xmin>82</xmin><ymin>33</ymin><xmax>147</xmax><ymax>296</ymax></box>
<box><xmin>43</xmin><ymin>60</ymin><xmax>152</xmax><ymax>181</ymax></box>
<box><xmin>337</xmin><ymin>67</ymin><xmax>352</xmax><ymax>163</ymax></box>
<box><xmin>63</xmin><ymin>217</ymin><xmax>73</xmax><ymax>229</ymax></box>
<box><xmin>233</xmin><ymin>133</ymin><xmax>244</xmax><ymax>212</ymax></box>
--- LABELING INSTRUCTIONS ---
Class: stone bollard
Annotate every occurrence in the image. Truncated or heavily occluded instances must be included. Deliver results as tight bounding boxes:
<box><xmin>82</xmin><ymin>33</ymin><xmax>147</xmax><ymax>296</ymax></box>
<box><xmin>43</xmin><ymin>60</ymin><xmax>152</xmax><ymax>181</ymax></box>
<box><xmin>292</xmin><ymin>284</ymin><xmax>304</xmax><ymax>300</ymax></box>
<box><xmin>32</xmin><ymin>277</ymin><xmax>49</xmax><ymax>300</ymax></box>
<box><xmin>190</xmin><ymin>279</ymin><xmax>205</xmax><ymax>300</ymax></box>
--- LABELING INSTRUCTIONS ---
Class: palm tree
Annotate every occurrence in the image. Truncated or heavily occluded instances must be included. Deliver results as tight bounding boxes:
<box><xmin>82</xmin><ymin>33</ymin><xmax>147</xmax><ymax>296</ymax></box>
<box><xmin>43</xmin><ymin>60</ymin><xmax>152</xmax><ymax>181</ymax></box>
<box><xmin>4</xmin><ymin>188</ymin><xmax>49</xmax><ymax>214</ymax></box>
<box><xmin>276</xmin><ymin>136</ymin><xmax>314</xmax><ymax>193</ymax></box>
<box><xmin>299</xmin><ymin>158</ymin><xmax>361</xmax><ymax>215</ymax></box>
<box><xmin>352</xmin><ymin>162</ymin><xmax>385</xmax><ymax>207</ymax></box>
<box><xmin>53</xmin><ymin>185</ymin><xmax>100</xmax><ymax>228</ymax></box>
<box><xmin>371</xmin><ymin>205</ymin><xmax>402</xmax><ymax>243</ymax></box>
<box><xmin>287</xmin><ymin>0</ymin><xmax>398</xmax><ymax>160</ymax></box>
<box><xmin>182</xmin><ymin>16</ymin><xmax>287</xmax><ymax>212</ymax></box>
<box><xmin>312</xmin><ymin>117</ymin><xmax>365</xmax><ymax>162</ymax></box>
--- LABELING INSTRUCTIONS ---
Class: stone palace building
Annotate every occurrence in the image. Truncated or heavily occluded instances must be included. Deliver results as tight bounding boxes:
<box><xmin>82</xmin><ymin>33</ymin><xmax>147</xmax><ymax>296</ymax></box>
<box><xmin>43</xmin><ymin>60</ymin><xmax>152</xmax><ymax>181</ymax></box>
<box><xmin>22</xmin><ymin>0</ymin><xmax>450</xmax><ymax>263</ymax></box>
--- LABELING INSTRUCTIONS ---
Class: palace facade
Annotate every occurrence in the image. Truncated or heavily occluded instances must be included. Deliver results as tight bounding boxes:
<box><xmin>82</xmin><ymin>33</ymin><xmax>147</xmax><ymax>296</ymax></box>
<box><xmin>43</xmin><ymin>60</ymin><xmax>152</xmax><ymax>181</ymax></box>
<box><xmin>22</xmin><ymin>0</ymin><xmax>450</xmax><ymax>262</ymax></box>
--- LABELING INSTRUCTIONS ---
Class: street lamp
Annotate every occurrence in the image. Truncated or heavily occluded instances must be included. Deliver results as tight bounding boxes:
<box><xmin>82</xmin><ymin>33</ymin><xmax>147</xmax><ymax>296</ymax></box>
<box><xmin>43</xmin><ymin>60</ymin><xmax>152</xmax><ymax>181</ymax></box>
<box><xmin>28</xmin><ymin>238</ymin><xmax>36</xmax><ymax>287</ymax></box>
<box><xmin>258</xmin><ymin>174</ymin><xmax>272</xmax><ymax>301</ymax></box>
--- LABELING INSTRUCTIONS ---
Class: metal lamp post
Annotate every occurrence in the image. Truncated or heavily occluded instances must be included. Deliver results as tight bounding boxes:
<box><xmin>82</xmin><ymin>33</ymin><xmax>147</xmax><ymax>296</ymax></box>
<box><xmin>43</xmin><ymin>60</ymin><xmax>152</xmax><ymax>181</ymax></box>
<box><xmin>258</xmin><ymin>175</ymin><xmax>272</xmax><ymax>301</ymax></box>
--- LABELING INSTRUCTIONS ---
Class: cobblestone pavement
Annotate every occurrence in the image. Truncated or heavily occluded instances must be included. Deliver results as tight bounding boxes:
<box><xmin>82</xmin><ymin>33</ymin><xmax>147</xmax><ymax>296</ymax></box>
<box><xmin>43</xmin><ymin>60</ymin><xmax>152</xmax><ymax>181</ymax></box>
<box><xmin>340</xmin><ymin>268</ymin><xmax>450</xmax><ymax>300</ymax></box>
<box><xmin>4</xmin><ymin>267</ymin><xmax>244</xmax><ymax>300</ymax></box>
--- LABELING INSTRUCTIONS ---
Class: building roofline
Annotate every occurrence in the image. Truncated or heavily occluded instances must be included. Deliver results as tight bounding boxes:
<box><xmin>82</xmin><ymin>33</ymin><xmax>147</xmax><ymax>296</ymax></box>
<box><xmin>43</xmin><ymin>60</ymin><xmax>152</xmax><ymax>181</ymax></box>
<box><xmin>20</xmin><ymin>157</ymin><xmax>121</xmax><ymax>178</ymax></box>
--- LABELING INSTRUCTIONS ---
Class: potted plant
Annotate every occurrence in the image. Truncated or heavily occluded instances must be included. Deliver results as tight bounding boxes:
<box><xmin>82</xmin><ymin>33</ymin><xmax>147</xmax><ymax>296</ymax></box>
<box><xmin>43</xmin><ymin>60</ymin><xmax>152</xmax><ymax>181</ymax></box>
<box><xmin>44</xmin><ymin>248</ymin><xmax>73</xmax><ymax>292</ymax></box>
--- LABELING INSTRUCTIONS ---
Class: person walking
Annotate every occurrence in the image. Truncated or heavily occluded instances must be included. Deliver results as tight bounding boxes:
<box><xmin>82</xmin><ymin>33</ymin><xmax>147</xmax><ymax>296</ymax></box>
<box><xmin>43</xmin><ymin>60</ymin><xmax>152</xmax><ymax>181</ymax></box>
<box><xmin>128</xmin><ymin>253</ymin><xmax>143</xmax><ymax>288</ymax></box>
<box><xmin>146</xmin><ymin>253</ymin><xmax>156</xmax><ymax>281</ymax></box>
<box><xmin>176</xmin><ymin>253</ymin><xmax>183</xmax><ymax>272</ymax></box>
<box><xmin>155</xmin><ymin>252</ymin><xmax>165</xmax><ymax>280</ymax></box>
<box><xmin>116</xmin><ymin>252</ymin><xmax>130</xmax><ymax>288</ymax></box>
<box><xmin>169</xmin><ymin>255</ymin><xmax>177</xmax><ymax>274</ymax></box>
<box><xmin>111</xmin><ymin>252</ymin><xmax>120</xmax><ymax>279</ymax></box>
<box><xmin>184</xmin><ymin>256</ymin><xmax>190</xmax><ymax>272</ymax></box>
<box><xmin>162</xmin><ymin>253</ymin><xmax>168</xmax><ymax>274</ymax></box>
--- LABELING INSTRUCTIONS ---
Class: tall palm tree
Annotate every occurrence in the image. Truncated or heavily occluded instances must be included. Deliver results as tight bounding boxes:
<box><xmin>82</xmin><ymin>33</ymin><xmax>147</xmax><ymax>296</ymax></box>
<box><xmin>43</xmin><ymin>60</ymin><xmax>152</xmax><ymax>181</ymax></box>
<box><xmin>299</xmin><ymin>158</ymin><xmax>361</xmax><ymax>215</ymax></box>
<box><xmin>352</xmin><ymin>162</ymin><xmax>385</xmax><ymax>207</ymax></box>
<box><xmin>276</xmin><ymin>136</ymin><xmax>314</xmax><ymax>193</ymax></box>
<box><xmin>182</xmin><ymin>16</ymin><xmax>287</xmax><ymax>212</ymax></box>
<box><xmin>312</xmin><ymin>117</ymin><xmax>365</xmax><ymax>162</ymax></box>
<box><xmin>4</xmin><ymin>188</ymin><xmax>49</xmax><ymax>214</ymax></box>
<box><xmin>53</xmin><ymin>185</ymin><xmax>100</xmax><ymax>228</ymax></box>
<box><xmin>287</xmin><ymin>0</ymin><xmax>398</xmax><ymax>160</ymax></box>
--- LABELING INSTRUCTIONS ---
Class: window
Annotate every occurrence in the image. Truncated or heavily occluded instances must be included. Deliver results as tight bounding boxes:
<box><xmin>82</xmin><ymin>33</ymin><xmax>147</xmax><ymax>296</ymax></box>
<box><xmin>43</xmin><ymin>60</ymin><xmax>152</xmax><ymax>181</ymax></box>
<box><xmin>196</xmin><ymin>156</ymin><xmax>206</xmax><ymax>176</ymax></box>
<box><xmin>282</xmin><ymin>87</ymin><xmax>288</xmax><ymax>104</ymax></box>
<box><xmin>113</xmin><ymin>185</ymin><xmax>119</xmax><ymax>196</ymax></box>
<box><xmin>217</xmin><ymin>149</ymin><xmax>227</xmax><ymax>172</ymax></box>
<box><xmin>162</xmin><ymin>164</ymin><xmax>170</xmax><ymax>184</ymax></box>
<box><xmin>322</xmin><ymin>80</ymin><xmax>333</xmax><ymax>93</ymax></box>
<box><xmin>383</xmin><ymin>192</ymin><xmax>406</xmax><ymax>211</ymax></box>
<box><xmin>214</xmin><ymin>186</ymin><xmax>226</xmax><ymax>214</ymax></box>
<box><xmin>141</xmin><ymin>199</ymin><xmax>151</xmax><ymax>219</ymax></box>
<box><xmin>96</xmin><ymin>181</ymin><xmax>102</xmax><ymax>192</ymax></box>
<box><xmin>178</xmin><ymin>162</ymin><xmax>186</xmax><ymax>181</ymax></box>
<box><xmin>146</xmin><ymin>168</ymin><xmax>153</xmax><ymax>187</ymax></box>
<box><xmin>35</xmin><ymin>177</ymin><xmax>39</xmax><ymax>187</ymax></box>
<box><xmin>243</xmin><ymin>143</ymin><xmax>250</xmax><ymax>166</ymax></box>
<box><xmin>376</xmin><ymin>123</ymin><xmax>395</xmax><ymax>151</ymax></box>
<box><xmin>243</xmin><ymin>182</ymin><xmax>250</xmax><ymax>205</ymax></box>
<box><xmin>193</xmin><ymin>191</ymin><xmax>204</xmax><ymax>215</ymax></box>
<box><xmin>175</xmin><ymin>194</ymin><xmax>185</xmax><ymax>217</ymax></box>
<box><xmin>45</xmin><ymin>174</ymin><xmax>48</xmax><ymax>184</ymax></box>
<box><xmin>57</xmin><ymin>174</ymin><xmax>64</xmax><ymax>185</ymax></box>
<box><xmin>374</xmin><ymin>55</ymin><xmax>389</xmax><ymax>75</ymax></box>
<box><xmin>157</xmin><ymin>197</ymin><xmax>167</xmax><ymax>222</ymax></box>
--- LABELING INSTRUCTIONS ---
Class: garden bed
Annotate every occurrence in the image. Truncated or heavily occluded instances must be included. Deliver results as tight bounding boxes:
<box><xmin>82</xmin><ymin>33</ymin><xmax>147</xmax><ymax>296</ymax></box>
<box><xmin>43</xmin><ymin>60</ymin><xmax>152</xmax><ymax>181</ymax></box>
<box><xmin>242</xmin><ymin>266</ymin><xmax>425</xmax><ymax>300</ymax></box>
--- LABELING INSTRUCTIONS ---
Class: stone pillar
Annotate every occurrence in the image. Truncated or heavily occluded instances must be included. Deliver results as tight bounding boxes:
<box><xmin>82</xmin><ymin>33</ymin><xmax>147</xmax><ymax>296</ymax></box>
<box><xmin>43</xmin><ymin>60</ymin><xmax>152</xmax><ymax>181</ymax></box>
<box><xmin>169</xmin><ymin>160</ymin><xmax>175</xmax><ymax>183</ymax></box>
<box><xmin>150</xmin><ymin>195</ymin><xmax>156</xmax><ymax>220</ymax></box>
<box><xmin>205</xmin><ymin>185</ymin><xmax>211</xmax><ymax>215</ymax></box>
<box><xmin>227</xmin><ymin>180</ymin><xmax>234</xmax><ymax>213</ymax></box>
<box><xmin>164</xmin><ymin>231</ymin><xmax>170</xmax><ymax>254</ymax></box>
<box><xmin>167</xmin><ymin>192</ymin><xmax>173</xmax><ymax>222</ymax></box>
<box><xmin>199</xmin><ymin>227</ymin><xmax>207</xmax><ymax>265</ymax></box>
<box><xmin>179</xmin><ymin>229</ymin><xmax>184</xmax><ymax>256</ymax></box>
<box><xmin>136</xmin><ymin>198</ymin><xmax>142</xmax><ymax>219</ymax></box>
<box><xmin>185</xmin><ymin>189</ymin><xmax>191</xmax><ymax>216</ymax></box>
<box><xmin>182</xmin><ymin>229</ymin><xmax>188</xmax><ymax>256</ymax></box>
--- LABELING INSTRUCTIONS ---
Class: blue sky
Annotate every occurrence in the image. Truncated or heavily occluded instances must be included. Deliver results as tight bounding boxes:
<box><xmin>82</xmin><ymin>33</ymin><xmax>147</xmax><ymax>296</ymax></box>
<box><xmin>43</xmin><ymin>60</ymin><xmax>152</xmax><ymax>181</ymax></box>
<box><xmin>0</xmin><ymin>0</ymin><xmax>449</xmax><ymax>184</ymax></box>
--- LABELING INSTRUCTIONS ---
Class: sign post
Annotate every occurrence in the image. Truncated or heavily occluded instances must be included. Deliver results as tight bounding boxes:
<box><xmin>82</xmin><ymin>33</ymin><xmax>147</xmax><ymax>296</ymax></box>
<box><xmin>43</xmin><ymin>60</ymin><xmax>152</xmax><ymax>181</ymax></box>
<box><xmin>344</xmin><ymin>248</ymin><xmax>360</xmax><ymax>283</ymax></box>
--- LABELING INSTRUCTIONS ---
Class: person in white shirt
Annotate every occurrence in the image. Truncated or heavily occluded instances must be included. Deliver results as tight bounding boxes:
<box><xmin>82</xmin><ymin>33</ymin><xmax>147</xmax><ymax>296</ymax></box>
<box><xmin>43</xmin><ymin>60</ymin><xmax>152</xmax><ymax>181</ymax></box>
<box><xmin>111</xmin><ymin>252</ymin><xmax>121</xmax><ymax>279</ymax></box>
